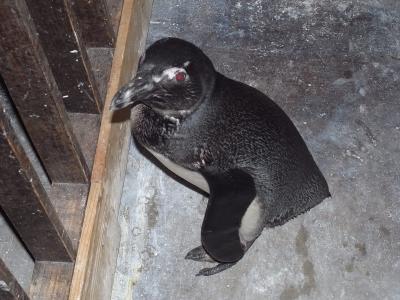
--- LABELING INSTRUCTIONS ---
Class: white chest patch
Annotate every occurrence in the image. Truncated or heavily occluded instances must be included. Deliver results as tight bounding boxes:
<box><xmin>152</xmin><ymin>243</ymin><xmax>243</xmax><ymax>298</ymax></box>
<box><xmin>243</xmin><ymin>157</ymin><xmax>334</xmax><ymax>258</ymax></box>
<box><xmin>145</xmin><ymin>147</ymin><xmax>210</xmax><ymax>193</ymax></box>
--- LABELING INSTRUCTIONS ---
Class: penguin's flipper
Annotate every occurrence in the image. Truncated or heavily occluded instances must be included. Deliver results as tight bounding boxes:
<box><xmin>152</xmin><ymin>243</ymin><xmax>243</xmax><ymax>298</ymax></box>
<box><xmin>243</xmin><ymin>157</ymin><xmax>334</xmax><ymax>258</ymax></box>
<box><xmin>200</xmin><ymin>169</ymin><xmax>256</xmax><ymax>263</ymax></box>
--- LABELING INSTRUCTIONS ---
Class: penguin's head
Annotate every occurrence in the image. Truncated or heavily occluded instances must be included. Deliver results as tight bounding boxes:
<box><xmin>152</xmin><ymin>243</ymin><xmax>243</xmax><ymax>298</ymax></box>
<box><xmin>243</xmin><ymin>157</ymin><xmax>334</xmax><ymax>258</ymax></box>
<box><xmin>110</xmin><ymin>38</ymin><xmax>215</xmax><ymax>116</ymax></box>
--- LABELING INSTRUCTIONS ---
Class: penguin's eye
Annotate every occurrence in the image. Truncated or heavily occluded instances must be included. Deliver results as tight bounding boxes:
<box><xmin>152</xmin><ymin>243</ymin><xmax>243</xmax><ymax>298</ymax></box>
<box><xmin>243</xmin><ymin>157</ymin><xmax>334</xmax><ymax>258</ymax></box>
<box><xmin>175</xmin><ymin>72</ymin><xmax>186</xmax><ymax>82</ymax></box>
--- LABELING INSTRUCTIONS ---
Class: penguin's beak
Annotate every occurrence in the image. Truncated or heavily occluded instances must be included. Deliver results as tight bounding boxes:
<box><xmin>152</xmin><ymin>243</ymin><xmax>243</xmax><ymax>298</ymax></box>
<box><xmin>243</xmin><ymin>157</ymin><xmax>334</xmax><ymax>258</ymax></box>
<box><xmin>109</xmin><ymin>75</ymin><xmax>155</xmax><ymax>111</ymax></box>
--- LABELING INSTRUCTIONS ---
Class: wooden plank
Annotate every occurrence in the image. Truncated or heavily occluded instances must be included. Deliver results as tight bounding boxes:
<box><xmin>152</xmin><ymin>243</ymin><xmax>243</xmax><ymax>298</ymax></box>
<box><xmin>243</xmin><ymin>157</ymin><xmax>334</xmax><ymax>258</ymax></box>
<box><xmin>106</xmin><ymin>0</ymin><xmax>124</xmax><ymax>36</ymax></box>
<box><xmin>68</xmin><ymin>0</ymin><xmax>115</xmax><ymax>48</ymax></box>
<box><xmin>29</xmin><ymin>262</ymin><xmax>74</xmax><ymax>300</ymax></box>
<box><xmin>69</xmin><ymin>1</ymin><xmax>153</xmax><ymax>299</ymax></box>
<box><xmin>0</xmin><ymin>87</ymin><xmax>75</xmax><ymax>262</ymax></box>
<box><xmin>68</xmin><ymin>113</ymin><xmax>102</xmax><ymax>173</ymax></box>
<box><xmin>48</xmin><ymin>183</ymin><xmax>89</xmax><ymax>251</ymax></box>
<box><xmin>86</xmin><ymin>48</ymin><xmax>114</xmax><ymax>108</ymax></box>
<box><xmin>25</xmin><ymin>0</ymin><xmax>102</xmax><ymax>113</ymax></box>
<box><xmin>0</xmin><ymin>258</ymin><xmax>30</xmax><ymax>300</ymax></box>
<box><xmin>0</xmin><ymin>0</ymin><xmax>90</xmax><ymax>183</ymax></box>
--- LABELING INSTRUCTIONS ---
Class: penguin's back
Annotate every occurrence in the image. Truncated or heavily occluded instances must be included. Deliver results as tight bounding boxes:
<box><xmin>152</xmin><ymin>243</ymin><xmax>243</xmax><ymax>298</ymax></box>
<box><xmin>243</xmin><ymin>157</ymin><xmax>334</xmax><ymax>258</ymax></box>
<box><xmin>196</xmin><ymin>74</ymin><xmax>330</xmax><ymax>224</ymax></box>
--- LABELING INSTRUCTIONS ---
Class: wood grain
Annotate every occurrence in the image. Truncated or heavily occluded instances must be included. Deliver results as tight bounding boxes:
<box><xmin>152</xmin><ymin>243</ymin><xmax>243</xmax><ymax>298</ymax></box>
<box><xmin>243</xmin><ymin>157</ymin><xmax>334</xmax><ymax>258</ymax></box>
<box><xmin>48</xmin><ymin>183</ymin><xmax>89</xmax><ymax>251</ymax></box>
<box><xmin>69</xmin><ymin>1</ymin><xmax>153</xmax><ymax>299</ymax></box>
<box><xmin>106</xmin><ymin>0</ymin><xmax>124</xmax><ymax>36</ymax></box>
<box><xmin>29</xmin><ymin>262</ymin><xmax>74</xmax><ymax>300</ymax></box>
<box><xmin>0</xmin><ymin>0</ymin><xmax>90</xmax><ymax>183</ymax></box>
<box><xmin>0</xmin><ymin>258</ymin><xmax>30</xmax><ymax>300</ymax></box>
<box><xmin>25</xmin><ymin>0</ymin><xmax>102</xmax><ymax>113</ymax></box>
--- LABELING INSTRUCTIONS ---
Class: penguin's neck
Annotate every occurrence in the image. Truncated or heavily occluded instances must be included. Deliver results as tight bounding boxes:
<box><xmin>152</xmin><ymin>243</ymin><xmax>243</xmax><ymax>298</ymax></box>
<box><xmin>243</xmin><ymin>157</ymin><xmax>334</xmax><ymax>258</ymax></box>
<box><xmin>156</xmin><ymin>88</ymin><xmax>215</xmax><ymax>126</ymax></box>
<box><xmin>153</xmin><ymin>108</ymin><xmax>185</xmax><ymax>122</ymax></box>
<box><xmin>155</xmin><ymin>71</ymin><xmax>217</xmax><ymax>122</ymax></box>
<box><xmin>136</xmin><ymin>74</ymin><xmax>217</xmax><ymax>152</ymax></box>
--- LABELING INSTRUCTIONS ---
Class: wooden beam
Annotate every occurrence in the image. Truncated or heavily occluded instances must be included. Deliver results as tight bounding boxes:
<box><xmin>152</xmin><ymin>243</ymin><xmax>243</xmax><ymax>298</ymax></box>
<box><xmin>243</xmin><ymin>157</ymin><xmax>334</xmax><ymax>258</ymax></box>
<box><xmin>0</xmin><ymin>0</ymin><xmax>90</xmax><ymax>183</ymax></box>
<box><xmin>68</xmin><ymin>0</ymin><xmax>115</xmax><ymax>48</ymax></box>
<box><xmin>69</xmin><ymin>0</ymin><xmax>153</xmax><ymax>299</ymax></box>
<box><xmin>0</xmin><ymin>85</ymin><xmax>75</xmax><ymax>262</ymax></box>
<box><xmin>105</xmin><ymin>0</ymin><xmax>124</xmax><ymax>35</ymax></box>
<box><xmin>0</xmin><ymin>258</ymin><xmax>30</xmax><ymax>300</ymax></box>
<box><xmin>48</xmin><ymin>183</ymin><xmax>89</xmax><ymax>251</ymax></box>
<box><xmin>29</xmin><ymin>262</ymin><xmax>74</xmax><ymax>300</ymax></box>
<box><xmin>25</xmin><ymin>0</ymin><xmax>102</xmax><ymax>113</ymax></box>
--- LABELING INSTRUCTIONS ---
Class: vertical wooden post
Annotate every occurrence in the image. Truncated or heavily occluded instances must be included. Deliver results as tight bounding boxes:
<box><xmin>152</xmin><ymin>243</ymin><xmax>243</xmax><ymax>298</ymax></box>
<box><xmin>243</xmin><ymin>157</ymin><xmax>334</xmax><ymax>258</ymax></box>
<box><xmin>69</xmin><ymin>0</ymin><xmax>153</xmax><ymax>299</ymax></box>
<box><xmin>0</xmin><ymin>0</ymin><xmax>89</xmax><ymax>183</ymax></box>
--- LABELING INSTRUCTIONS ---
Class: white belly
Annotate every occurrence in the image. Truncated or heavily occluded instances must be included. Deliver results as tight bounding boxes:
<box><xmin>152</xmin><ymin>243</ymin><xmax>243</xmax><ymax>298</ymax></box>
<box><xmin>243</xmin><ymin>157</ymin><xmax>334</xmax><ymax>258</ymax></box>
<box><xmin>146</xmin><ymin>147</ymin><xmax>264</xmax><ymax>243</ymax></box>
<box><xmin>145</xmin><ymin>147</ymin><xmax>210</xmax><ymax>193</ymax></box>
<box><xmin>239</xmin><ymin>196</ymin><xmax>264</xmax><ymax>244</ymax></box>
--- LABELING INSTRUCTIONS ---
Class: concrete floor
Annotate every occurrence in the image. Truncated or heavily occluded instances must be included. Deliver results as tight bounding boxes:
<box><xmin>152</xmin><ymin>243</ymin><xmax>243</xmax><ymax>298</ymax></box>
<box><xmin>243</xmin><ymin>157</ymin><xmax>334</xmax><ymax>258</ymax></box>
<box><xmin>111</xmin><ymin>0</ymin><xmax>400</xmax><ymax>299</ymax></box>
<box><xmin>0</xmin><ymin>213</ymin><xmax>34</xmax><ymax>294</ymax></box>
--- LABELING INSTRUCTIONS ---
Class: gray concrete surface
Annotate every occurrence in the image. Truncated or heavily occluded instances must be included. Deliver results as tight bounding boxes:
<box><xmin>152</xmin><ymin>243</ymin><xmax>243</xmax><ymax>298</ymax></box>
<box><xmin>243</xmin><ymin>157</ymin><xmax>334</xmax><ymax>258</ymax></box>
<box><xmin>111</xmin><ymin>0</ymin><xmax>400</xmax><ymax>299</ymax></box>
<box><xmin>0</xmin><ymin>212</ymin><xmax>34</xmax><ymax>294</ymax></box>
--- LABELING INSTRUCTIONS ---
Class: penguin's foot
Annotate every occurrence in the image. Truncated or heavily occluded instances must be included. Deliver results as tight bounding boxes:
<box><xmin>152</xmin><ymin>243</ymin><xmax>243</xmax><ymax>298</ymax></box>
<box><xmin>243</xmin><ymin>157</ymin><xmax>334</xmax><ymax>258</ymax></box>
<box><xmin>185</xmin><ymin>246</ymin><xmax>214</xmax><ymax>263</ymax></box>
<box><xmin>195</xmin><ymin>262</ymin><xmax>236</xmax><ymax>276</ymax></box>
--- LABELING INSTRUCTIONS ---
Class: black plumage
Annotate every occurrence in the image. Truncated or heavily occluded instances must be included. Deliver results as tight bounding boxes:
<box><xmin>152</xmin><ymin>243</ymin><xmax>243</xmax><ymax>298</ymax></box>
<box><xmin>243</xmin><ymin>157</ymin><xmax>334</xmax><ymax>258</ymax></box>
<box><xmin>110</xmin><ymin>37</ymin><xmax>330</xmax><ymax>276</ymax></box>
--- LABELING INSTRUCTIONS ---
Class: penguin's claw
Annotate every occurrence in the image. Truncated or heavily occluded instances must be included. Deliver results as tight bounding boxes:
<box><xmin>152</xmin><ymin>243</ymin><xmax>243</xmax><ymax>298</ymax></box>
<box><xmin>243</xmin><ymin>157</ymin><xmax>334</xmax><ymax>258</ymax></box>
<box><xmin>185</xmin><ymin>246</ymin><xmax>214</xmax><ymax>263</ymax></box>
<box><xmin>195</xmin><ymin>263</ymin><xmax>236</xmax><ymax>276</ymax></box>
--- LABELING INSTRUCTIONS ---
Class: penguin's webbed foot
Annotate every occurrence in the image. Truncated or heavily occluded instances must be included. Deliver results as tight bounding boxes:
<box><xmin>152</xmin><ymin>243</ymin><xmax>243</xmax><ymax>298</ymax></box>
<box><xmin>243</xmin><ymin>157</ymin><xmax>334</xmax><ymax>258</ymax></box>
<box><xmin>195</xmin><ymin>262</ymin><xmax>236</xmax><ymax>276</ymax></box>
<box><xmin>185</xmin><ymin>246</ymin><xmax>214</xmax><ymax>263</ymax></box>
<box><xmin>185</xmin><ymin>246</ymin><xmax>237</xmax><ymax>276</ymax></box>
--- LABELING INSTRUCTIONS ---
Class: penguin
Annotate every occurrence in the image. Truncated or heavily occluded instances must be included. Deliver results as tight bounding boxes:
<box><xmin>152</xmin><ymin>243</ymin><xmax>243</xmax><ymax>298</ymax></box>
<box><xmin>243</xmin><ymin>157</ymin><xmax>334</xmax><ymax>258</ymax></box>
<box><xmin>110</xmin><ymin>37</ymin><xmax>330</xmax><ymax>276</ymax></box>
